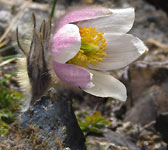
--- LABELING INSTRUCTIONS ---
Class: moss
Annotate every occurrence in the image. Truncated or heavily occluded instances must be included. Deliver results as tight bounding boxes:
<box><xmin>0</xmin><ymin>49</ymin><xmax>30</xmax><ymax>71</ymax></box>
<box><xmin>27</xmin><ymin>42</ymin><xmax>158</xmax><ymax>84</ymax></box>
<box><xmin>0</xmin><ymin>86</ymin><xmax>23</xmax><ymax>135</ymax></box>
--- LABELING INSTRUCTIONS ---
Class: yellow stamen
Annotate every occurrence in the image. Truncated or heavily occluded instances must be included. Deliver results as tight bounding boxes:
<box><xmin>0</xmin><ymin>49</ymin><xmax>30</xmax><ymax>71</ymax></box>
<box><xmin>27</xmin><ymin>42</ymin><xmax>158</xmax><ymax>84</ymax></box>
<box><xmin>68</xmin><ymin>26</ymin><xmax>107</xmax><ymax>68</ymax></box>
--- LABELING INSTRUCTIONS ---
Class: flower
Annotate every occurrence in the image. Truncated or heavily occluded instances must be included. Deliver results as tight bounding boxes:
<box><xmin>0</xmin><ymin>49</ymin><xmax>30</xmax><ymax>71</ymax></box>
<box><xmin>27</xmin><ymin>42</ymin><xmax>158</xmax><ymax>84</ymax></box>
<box><xmin>50</xmin><ymin>6</ymin><xmax>147</xmax><ymax>101</ymax></box>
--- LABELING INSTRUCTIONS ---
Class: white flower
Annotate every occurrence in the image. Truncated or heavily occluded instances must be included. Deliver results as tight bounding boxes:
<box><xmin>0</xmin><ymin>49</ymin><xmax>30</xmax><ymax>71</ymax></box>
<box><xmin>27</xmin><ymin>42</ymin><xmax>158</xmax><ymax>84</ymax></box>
<box><xmin>50</xmin><ymin>6</ymin><xmax>147</xmax><ymax>101</ymax></box>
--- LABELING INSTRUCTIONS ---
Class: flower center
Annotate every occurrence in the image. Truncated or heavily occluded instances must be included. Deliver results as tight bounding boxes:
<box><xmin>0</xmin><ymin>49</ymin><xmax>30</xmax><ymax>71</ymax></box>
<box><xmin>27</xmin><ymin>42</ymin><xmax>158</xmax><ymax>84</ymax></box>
<box><xmin>68</xmin><ymin>26</ymin><xmax>107</xmax><ymax>68</ymax></box>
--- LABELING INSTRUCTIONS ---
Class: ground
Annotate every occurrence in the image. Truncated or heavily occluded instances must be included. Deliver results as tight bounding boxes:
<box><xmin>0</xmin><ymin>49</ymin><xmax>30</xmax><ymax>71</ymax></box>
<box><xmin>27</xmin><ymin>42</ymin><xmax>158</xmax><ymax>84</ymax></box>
<box><xmin>0</xmin><ymin>0</ymin><xmax>168</xmax><ymax>150</ymax></box>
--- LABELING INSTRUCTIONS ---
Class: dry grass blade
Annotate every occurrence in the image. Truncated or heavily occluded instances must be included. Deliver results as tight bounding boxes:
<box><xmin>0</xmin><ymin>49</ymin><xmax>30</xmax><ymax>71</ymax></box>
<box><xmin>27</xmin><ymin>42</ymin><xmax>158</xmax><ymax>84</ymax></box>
<box><xmin>0</xmin><ymin>0</ymin><xmax>15</xmax><ymax>6</ymax></box>
<box><xmin>0</xmin><ymin>0</ymin><xmax>32</xmax><ymax>43</ymax></box>
<box><xmin>0</xmin><ymin>58</ymin><xmax>17</xmax><ymax>67</ymax></box>
<box><xmin>0</xmin><ymin>39</ymin><xmax>9</xmax><ymax>48</ymax></box>
<box><xmin>1</xmin><ymin>0</ymin><xmax>49</xmax><ymax>11</ymax></box>
<box><xmin>30</xmin><ymin>2</ymin><xmax>49</xmax><ymax>11</ymax></box>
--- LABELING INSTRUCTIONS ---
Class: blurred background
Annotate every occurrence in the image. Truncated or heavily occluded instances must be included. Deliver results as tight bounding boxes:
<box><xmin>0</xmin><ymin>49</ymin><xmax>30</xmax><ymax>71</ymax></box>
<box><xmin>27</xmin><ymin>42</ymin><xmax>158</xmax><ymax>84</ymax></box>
<box><xmin>0</xmin><ymin>0</ymin><xmax>168</xmax><ymax>149</ymax></box>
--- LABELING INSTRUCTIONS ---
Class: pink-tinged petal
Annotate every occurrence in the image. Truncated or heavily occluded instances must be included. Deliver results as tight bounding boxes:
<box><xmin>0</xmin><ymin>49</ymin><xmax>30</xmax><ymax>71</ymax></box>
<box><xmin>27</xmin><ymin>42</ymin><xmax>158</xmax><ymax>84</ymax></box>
<box><xmin>89</xmin><ymin>33</ymin><xmax>147</xmax><ymax>71</ymax></box>
<box><xmin>78</xmin><ymin>8</ymin><xmax>135</xmax><ymax>34</ymax></box>
<box><xmin>57</xmin><ymin>6</ymin><xmax>110</xmax><ymax>29</ymax></box>
<box><xmin>50</xmin><ymin>24</ymin><xmax>81</xmax><ymax>63</ymax></box>
<box><xmin>53</xmin><ymin>60</ymin><xmax>94</xmax><ymax>89</ymax></box>
<box><xmin>84</xmin><ymin>70</ymin><xmax>127</xmax><ymax>101</ymax></box>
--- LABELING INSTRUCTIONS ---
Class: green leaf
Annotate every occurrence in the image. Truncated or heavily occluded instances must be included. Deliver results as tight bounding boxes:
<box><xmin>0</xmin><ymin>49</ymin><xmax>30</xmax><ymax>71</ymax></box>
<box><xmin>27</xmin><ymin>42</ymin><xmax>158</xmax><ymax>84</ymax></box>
<box><xmin>77</xmin><ymin>111</ymin><xmax>111</xmax><ymax>135</ymax></box>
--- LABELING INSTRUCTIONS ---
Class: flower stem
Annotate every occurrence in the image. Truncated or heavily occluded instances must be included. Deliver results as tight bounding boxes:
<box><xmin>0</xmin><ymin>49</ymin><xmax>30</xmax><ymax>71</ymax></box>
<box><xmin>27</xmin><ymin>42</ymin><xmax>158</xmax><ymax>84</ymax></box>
<box><xmin>50</xmin><ymin>0</ymin><xmax>57</xmax><ymax>19</ymax></box>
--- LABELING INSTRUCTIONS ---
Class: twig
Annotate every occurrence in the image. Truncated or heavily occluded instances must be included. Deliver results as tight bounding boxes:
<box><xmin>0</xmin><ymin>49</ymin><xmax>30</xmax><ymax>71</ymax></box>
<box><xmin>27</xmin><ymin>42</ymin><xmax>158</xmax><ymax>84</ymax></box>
<box><xmin>147</xmin><ymin>38</ymin><xmax>168</xmax><ymax>50</ymax></box>
<box><xmin>0</xmin><ymin>0</ymin><xmax>32</xmax><ymax>43</ymax></box>
<box><xmin>139</xmin><ymin>120</ymin><xmax>156</xmax><ymax>133</ymax></box>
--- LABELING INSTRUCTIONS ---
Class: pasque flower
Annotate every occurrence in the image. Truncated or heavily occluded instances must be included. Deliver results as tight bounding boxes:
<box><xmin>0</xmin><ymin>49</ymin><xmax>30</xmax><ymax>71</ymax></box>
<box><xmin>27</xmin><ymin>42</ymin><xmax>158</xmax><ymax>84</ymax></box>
<box><xmin>50</xmin><ymin>6</ymin><xmax>147</xmax><ymax>101</ymax></box>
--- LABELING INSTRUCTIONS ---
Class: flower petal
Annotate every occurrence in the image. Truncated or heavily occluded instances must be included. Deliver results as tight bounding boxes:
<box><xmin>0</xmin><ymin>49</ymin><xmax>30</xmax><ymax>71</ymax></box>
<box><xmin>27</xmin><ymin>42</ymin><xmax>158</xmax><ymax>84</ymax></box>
<box><xmin>53</xmin><ymin>60</ymin><xmax>94</xmax><ymax>89</ymax></box>
<box><xmin>89</xmin><ymin>34</ymin><xmax>147</xmax><ymax>71</ymax></box>
<box><xmin>50</xmin><ymin>24</ymin><xmax>81</xmax><ymax>63</ymax></box>
<box><xmin>78</xmin><ymin>8</ymin><xmax>135</xmax><ymax>34</ymax></box>
<box><xmin>57</xmin><ymin>6</ymin><xmax>110</xmax><ymax>29</ymax></box>
<box><xmin>84</xmin><ymin>70</ymin><xmax>127</xmax><ymax>101</ymax></box>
